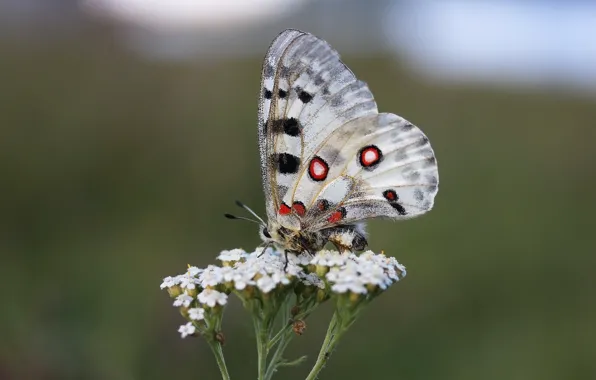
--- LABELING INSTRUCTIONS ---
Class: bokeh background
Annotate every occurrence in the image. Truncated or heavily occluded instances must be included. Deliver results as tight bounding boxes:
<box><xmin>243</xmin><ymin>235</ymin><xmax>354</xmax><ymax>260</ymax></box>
<box><xmin>2</xmin><ymin>0</ymin><xmax>596</xmax><ymax>379</ymax></box>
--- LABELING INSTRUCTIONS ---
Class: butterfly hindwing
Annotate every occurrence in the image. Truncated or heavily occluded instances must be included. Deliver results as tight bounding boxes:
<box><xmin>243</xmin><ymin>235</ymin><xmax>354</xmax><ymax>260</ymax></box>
<box><xmin>296</xmin><ymin>113</ymin><xmax>438</xmax><ymax>230</ymax></box>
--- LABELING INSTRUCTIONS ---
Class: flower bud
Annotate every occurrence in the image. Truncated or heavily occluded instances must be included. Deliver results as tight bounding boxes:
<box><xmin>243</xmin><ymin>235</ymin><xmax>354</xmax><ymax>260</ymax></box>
<box><xmin>292</xmin><ymin>320</ymin><xmax>306</xmax><ymax>335</ymax></box>
<box><xmin>167</xmin><ymin>285</ymin><xmax>182</xmax><ymax>298</ymax></box>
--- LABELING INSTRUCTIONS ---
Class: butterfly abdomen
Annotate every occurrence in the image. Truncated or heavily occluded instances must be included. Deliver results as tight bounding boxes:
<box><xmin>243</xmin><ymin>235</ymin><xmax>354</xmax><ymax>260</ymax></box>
<box><xmin>322</xmin><ymin>224</ymin><xmax>368</xmax><ymax>252</ymax></box>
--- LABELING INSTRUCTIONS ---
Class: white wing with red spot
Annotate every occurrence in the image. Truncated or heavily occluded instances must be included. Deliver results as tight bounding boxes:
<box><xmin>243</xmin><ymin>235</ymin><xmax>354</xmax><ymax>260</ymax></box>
<box><xmin>258</xmin><ymin>29</ymin><xmax>377</xmax><ymax>224</ymax></box>
<box><xmin>302</xmin><ymin>113</ymin><xmax>439</xmax><ymax>231</ymax></box>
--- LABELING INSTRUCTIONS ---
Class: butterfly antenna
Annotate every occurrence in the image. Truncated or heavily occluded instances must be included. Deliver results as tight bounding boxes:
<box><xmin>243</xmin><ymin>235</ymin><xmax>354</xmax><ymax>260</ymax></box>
<box><xmin>224</xmin><ymin>213</ymin><xmax>262</xmax><ymax>225</ymax></box>
<box><xmin>235</xmin><ymin>200</ymin><xmax>266</xmax><ymax>225</ymax></box>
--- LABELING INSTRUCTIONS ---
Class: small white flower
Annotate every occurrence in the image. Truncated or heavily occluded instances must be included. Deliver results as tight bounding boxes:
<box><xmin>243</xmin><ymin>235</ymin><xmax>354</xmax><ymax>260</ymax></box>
<box><xmin>290</xmin><ymin>252</ymin><xmax>312</xmax><ymax>266</ymax></box>
<box><xmin>256</xmin><ymin>275</ymin><xmax>276</xmax><ymax>293</ymax></box>
<box><xmin>198</xmin><ymin>288</ymin><xmax>228</xmax><ymax>307</ymax></box>
<box><xmin>358</xmin><ymin>263</ymin><xmax>389</xmax><ymax>289</ymax></box>
<box><xmin>187</xmin><ymin>266</ymin><xmax>202</xmax><ymax>276</ymax></box>
<box><xmin>173</xmin><ymin>294</ymin><xmax>193</xmax><ymax>307</ymax></box>
<box><xmin>160</xmin><ymin>275</ymin><xmax>180</xmax><ymax>289</ymax></box>
<box><xmin>325</xmin><ymin>267</ymin><xmax>342</xmax><ymax>283</ymax></box>
<box><xmin>271</xmin><ymin>271</ymin><xmax>291</xmax><ymax>286</ymax></box>
<box><xmin>217</xmin><ymin>248</ymin><xmax>247</xmax><ymax>262</ymax></box>
<box><xmin>179</xmin><ymin>273</ymin><xmax>200</xmax><ymax>290</ymax></box>
<box><xmin>199</xmin><ymin>265</ymin><xmax>223</xmax><ymax>287</ymax></box>
<box><xmin>219</xmin><ymin>266</ymin><xmax>236</xmax><ymax>282</ymax></box>
<box><xmin>300</xmin><ymin>272</ymin><xmax>325</xmax><ymax>289</ymax></box>
<box><xmin>231</xmin><ymin>271</ymin><xmax>255</xmax><ymax>290</ymax></box>
<box><xmin>331</xmin><ymin>279</ymin><xmax>367</xmax><ymax>294</ymax></box>
<box><xmin>188</xmin><ymin>307</ymin><xmax>205</xmax><ymax>321</ymax></box>
<box><xmin>178</xmin><ymin>322</ymin><xmax>196</xmax><ymax>338</ymax></box>
<box><xmin>311</xmin><ymin>250</ymin><xmax>348</xmax><ymax>267</ymax></box>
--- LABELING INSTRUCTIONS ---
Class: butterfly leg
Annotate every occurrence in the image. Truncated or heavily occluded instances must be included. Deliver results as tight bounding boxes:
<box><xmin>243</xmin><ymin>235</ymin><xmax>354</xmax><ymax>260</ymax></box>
<box><xmin>283</xmin><ymin>250</ymin><xmax>290</xmax><ymax>271</ymax></box>
<box><xmin>258</xmin><ymin>242</ymin><xmax>272</xmax><ymax>258</ymax></box>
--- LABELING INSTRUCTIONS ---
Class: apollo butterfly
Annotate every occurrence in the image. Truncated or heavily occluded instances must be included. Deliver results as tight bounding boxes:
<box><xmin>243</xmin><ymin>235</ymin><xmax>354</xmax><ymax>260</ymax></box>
<box><xmin>227</xmin><ymin>29</ymin><xmax>439</xmax><ymax>262</ymax></box>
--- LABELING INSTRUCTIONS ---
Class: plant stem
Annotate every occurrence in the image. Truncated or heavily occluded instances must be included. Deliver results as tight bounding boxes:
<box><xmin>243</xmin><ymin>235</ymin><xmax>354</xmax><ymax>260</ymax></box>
<box><xmin>268</xmin><ymin>326</ymin><xmax>286</xmax><ymax>350</ymax></box>
<box><xmin>207</xmin><ymin>341</ymin><xmax>231</xmax><ymax>380</ymax></box>
<box><xmin>255</xmin><ymin>319</ymin><xmax>270</xmax><ymax>380</ymax></box>
<box><xmin>264</xmin><ymin>328</ymin><xmax>294</xmax><ymax>380</ymax></box>
<box><xmin>305</xmin><ymin>312</ymin><xmax>342</xmax><ymax>380</ymax></box>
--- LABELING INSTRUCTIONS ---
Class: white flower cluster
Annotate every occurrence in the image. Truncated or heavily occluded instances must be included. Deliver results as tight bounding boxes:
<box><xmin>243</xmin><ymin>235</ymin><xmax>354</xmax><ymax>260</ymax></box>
<box><xmin>322</xmin><ymin>251</ymin><xmax>406</xmax><ymax>294</ymax></box>
<box><xmin>161</xmin><ymin>248</ymin><xmax>406</xmax><ymax>337</ymax></box>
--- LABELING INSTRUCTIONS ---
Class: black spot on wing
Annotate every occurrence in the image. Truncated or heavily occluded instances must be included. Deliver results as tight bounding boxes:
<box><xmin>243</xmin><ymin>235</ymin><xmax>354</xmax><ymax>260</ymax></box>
<box><xmin>278</xmin><ymin>89</ymin><xmax>287</xmax><ymax>99</ymax></box>
<box><xmin>271</xmin><ymin>118</ymin><xmax>302</xmax><ymax>137</ymax></box>
<box><xmin>383</xmin><ymin>189</ymin><xmax>407</xmax><ymax>215</ymax></box>
<box><xmin>263</xmin><ymin>89</ymin><xmax>272</xmax><ymax>99</ymax></box>
<box><xmin>390</xmin><ymin>202</ymin><xmax>407</xmax><ymax>215</ymax></box>
<box><xmin>297</xmin><ymin>88</ymin><xmax>313</xmax><ymax>103</ymax></box>
<box><xmin>273</xmin><ymin>153</ymin><xmax>301</xmax><ymax>174</ymax></box>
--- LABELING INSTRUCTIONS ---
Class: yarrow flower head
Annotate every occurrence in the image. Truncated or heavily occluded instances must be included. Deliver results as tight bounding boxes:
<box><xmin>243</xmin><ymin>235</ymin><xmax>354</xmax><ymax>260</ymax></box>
<box><xmin>161</xmin><ymin>246</ymin><xmax>408</xmax><ymax>380</ymax></box>
<box><xmin>188</xmin><ymin>307</ymin><xmax>205</xmax><ymax>321</ymax></box>
<box><xmin>217</xmin><ymin>248</ymin><xmax>248</xmax><ymax>263</ymax></box>
<box><xmin>178</xmin><ymin>322</ymin><xmax>196</xmax><ymax>338</ymax></box>
<box><xmin>161</xmin><ymin>247</ymin><xmax>406</xmax><ymax>332</ymax></box>
<box><xmin>198</xmin><ymin>288</ymin><xmax>228</xmax><ymax>308</ymax></box>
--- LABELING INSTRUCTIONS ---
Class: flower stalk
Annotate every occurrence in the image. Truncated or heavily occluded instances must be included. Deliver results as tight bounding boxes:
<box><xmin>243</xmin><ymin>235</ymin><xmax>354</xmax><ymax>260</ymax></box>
<box><xmin>207</xmin><ymin>339</ymin><xmax>231</xmax><ymax>380</ymax></box>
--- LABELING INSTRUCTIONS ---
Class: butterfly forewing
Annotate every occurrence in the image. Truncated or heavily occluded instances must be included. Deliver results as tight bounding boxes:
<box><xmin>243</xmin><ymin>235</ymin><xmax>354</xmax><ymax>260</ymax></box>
<box><xmin>258</xmin><ymin>29</ymin><xmax>438</xmax><ymax>238</ymax></box>
<box><xmin>258</xmin><ymin>29</ymin><xmax>378</xmax><ymax>223</ymax></box>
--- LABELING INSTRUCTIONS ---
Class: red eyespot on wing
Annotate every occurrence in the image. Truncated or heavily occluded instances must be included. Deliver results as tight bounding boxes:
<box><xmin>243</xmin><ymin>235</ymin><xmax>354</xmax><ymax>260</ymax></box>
<box><xmin>308</xmin><ymin>156</ymin><xmax>329</xmax><ymax>181</ymax></box>
<box><xmin>317</xmin><ymin>199</ymin><xmax>329</xmax><ymax>211</ymax></box>
<box><xmin>359</xmin><ymin>145</ymin><xmax>382</xmax><ymax>167</ymax></box>
<box><xmin>279</xmin><ymin>203</ymin><xmax>291</xmax><ymax>215</ymax></box>
<box><xmin>327</xmin><ymin>207</ymin><xmax>346</xmax><ymax>223</ymax></box>
<box><xmin>383</xmin><ymin>189</ymin><xmax>397</xmax><ymax>201</ymax></box>
<box><xmin>292</xmin><ymin>201</ymin><xmax>306</xmax><ymax>217</ymax></box>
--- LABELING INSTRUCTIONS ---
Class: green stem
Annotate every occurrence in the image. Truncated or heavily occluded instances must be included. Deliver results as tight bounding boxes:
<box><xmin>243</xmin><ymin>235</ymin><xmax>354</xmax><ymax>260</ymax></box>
<box><xmin>268</xmin><ymin>304</ymin><xmax>290</xmax><ymax>350</ymax></box>
<box><xmin>264</xmin><ymin>329</ymin><xmax>294</xmax><ymax>380</ymax></box>
<box><xmin>305</xmin><ymin>312</ymin><xmax>343</xmax><ymax>380</ymax></box>
<box><xmin>267</xmin><ymin>326</ymin><xmax>287</xmax><ymax>350</ymax></box>
<box><xmin>207</xmin><ymin>341</ymin><xmax>231</xmax><ymax>380</ymax></box>
<box><xmin>255</xmin><ymin>318</ymin><xmax>270</xmax><ymax>380</ymax></box>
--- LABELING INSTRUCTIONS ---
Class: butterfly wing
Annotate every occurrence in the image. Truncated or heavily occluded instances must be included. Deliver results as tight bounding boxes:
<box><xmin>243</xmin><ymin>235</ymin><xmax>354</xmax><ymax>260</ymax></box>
<box><xmin>258</xmin><ymin>29</ymin><xmax>378</xmax><ymax>226</ymax></box>
<box><xmin>258</xmin><ymin>29</ymin><xmax>438</xmax><ymax>232</ymax></box>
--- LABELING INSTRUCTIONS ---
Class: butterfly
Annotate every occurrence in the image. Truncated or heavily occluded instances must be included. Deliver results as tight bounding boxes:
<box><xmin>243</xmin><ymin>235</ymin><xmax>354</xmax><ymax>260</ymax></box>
<box><xmin>227</xmin><ymin>29</ymin><xmax>438</xmax><ymax>262</ymax></box>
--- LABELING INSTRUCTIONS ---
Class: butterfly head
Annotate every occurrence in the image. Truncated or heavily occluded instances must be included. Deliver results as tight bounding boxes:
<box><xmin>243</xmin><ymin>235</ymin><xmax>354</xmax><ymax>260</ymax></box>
<box><xmin>259</xmin><ymin>221</ymin><xmax>299</xmax><ymax>252</ymax></box>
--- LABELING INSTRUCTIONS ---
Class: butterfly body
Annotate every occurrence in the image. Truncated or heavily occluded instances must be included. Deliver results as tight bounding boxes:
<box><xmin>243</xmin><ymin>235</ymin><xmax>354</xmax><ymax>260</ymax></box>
<box><xmin>260</xmin><ymin>221</ymin><xmax>367</xmax><ymax>254</ymax></box>
<box><xmin>256</xmin><ymin>29</ymin><xmax>439</xmax><ymax>256</ymax></box>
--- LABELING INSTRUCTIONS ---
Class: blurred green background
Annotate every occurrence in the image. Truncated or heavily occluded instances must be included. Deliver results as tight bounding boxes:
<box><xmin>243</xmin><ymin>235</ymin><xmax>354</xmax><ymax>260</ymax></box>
<box><xmin>2</xmin><ymin>23</ymin><xmax>596</xmax><ymax>380</ymax></box>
